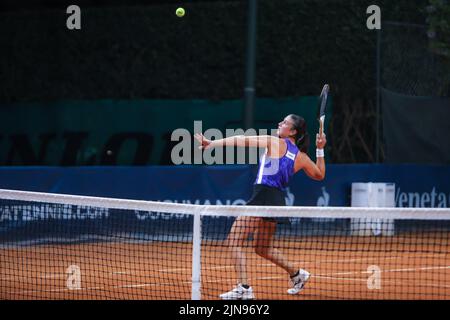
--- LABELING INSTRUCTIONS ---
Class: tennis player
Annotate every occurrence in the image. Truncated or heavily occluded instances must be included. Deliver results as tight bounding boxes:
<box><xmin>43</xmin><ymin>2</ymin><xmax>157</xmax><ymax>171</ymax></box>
<box><xmin>194</xmin><ymin>114</ymin><xmax>326</xmax><ymax>300</ymax></box>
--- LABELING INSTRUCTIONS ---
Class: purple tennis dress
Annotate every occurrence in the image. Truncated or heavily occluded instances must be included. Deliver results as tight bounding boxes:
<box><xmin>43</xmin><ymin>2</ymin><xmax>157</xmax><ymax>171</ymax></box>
<box><xmin>255</xmin><ymin>138</ymin><xmax>299</xmax><ymax>191</ymax></box>
<box><xmin>246</xmin><ymin>139</ymin><xmax>299</xmax><ymax>222</ymax></box>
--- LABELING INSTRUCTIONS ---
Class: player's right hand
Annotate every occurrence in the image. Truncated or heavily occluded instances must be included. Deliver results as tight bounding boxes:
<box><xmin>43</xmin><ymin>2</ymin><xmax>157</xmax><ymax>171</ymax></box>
<box><xmin>316</xmin><ymin>133</ymin><xmax>327</xmax><ymax>149</ymax></box>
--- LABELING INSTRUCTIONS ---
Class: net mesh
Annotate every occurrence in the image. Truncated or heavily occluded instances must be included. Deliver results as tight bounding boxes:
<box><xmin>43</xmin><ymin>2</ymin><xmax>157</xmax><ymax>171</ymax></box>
<box><xmin>1</xmin><ymin>189</ymin><xmax>450</xmax><ymax>300</ymax></box>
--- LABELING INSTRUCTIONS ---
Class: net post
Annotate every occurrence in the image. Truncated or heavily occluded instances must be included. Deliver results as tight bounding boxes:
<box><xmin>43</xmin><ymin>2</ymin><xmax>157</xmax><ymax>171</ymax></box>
<box><xmin>191</xmin><ymin>211</ymin><xmax>202</xmax><ymax>300</ymax></box>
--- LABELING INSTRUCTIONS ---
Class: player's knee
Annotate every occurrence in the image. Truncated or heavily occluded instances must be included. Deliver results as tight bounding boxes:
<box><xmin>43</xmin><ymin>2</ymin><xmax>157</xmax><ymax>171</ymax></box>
<box><xmin>225</xmin><ymin>237</ymin><xmax>240</xmax><ymax>249</ymax></box>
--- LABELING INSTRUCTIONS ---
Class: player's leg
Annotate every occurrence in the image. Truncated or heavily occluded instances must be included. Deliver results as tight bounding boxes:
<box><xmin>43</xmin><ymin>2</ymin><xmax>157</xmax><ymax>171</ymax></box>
<box><xmin>254</xmin><ymin>218</ymin><xmax>297</xmax><ymax>274</ymax></box>
<box><xmin>254</xmin><ymin>218</ymin><xmax>310</xmax><ymax>295</ymax></box>
<box><xmin>219</xmin><ymin>216</ymin><xmax>259</xmax><ymax>300</ymax></box>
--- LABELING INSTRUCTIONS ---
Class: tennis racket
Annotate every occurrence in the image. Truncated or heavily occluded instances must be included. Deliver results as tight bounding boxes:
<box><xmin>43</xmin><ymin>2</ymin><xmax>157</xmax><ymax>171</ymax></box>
<box><xmin>317</xmin><ymin>84</ymin><xmax>329</xmax><ymax>137</ymax></box>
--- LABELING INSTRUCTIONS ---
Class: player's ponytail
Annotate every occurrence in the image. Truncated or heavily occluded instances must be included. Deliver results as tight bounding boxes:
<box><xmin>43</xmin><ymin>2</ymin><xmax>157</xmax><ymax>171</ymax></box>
<box><xmin>288</xmin><ymin>114</ymin><xmax>310</xmax><ymax>153</ymax></box>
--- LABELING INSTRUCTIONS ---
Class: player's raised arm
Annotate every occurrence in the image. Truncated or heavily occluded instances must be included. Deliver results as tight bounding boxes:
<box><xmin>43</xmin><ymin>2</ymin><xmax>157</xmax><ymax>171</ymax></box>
<box><xmin>194</xmin><ymin>133</ymin><xmax>280</xmax><ymax>151</ymax></box>
<box><xmin>297</xmin><ymin>133</ymin><xmax>327</xmax><ymax>180</ymax></box>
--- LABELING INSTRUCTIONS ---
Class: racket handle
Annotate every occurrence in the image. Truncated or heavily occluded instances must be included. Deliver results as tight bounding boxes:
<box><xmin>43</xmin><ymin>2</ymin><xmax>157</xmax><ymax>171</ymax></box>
<box><xmin>319</xmin><ymin>115</ymin><xmax>325</xmax><ymax>136</ymax></box>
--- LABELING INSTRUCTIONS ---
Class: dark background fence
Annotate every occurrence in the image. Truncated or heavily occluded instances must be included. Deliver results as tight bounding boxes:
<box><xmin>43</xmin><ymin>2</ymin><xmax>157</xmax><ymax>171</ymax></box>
<box><xmin>0</xmin><ymin>0</ymin><xmax>448</xmax><ymax>164</ymax></box>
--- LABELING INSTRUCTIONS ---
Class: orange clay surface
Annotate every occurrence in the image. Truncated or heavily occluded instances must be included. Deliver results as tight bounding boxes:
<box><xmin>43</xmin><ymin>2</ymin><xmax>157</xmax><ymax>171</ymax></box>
<box><xmin>1</xmin><ymin>236</ymin><xmax>449</xmax><ymax>300</ymax></box>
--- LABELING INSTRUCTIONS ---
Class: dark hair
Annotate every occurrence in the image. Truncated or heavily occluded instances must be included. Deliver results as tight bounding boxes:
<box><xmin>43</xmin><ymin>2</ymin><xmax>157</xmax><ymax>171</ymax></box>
<box><xmin>288</xmin><ymin>114</ymin><xmax>310</xmax><ymax>153</ymax></box>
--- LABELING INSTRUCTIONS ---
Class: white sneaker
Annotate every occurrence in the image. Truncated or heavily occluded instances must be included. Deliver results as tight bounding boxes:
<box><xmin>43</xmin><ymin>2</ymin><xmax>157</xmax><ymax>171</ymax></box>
<box><xmin>287</xmin><ymin>269</ymin><xmax>310</xmax><ymax>295</ymax></box>
<box><xmin>219</xmin><ymin>284</ymin><xmax>255</xmax><ymax>300</ymax></box>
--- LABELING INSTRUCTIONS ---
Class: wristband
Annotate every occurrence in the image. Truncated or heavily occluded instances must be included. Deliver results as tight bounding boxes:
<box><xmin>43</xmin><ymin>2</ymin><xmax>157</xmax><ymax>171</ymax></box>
<box><xmin>316</xmin><ymin>148</ymin><xmax>324</xmax><ymax>158</ymax></box>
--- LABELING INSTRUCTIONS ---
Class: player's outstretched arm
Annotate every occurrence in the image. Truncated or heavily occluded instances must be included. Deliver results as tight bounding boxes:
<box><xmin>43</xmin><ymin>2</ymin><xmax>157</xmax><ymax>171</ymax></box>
<box><xmin>194</xmin><ymin>133</ymin><xmax>280</xmax><ymax>150</ymax></box>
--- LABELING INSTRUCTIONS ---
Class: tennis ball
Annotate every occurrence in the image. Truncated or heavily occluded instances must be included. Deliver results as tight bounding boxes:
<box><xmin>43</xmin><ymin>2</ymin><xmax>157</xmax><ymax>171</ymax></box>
<box><xmin>176</xmin><ymin>7</ymin><xmax>185</xmax><ymax>17</ymax></box>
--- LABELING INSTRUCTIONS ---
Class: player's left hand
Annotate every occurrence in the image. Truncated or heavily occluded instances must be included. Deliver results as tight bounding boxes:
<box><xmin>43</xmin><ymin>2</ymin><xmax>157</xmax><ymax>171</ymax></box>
<box><xmin>316</xmin><ymin>133</ymin><xmax>327</xmax><ymax>149</ymax></box>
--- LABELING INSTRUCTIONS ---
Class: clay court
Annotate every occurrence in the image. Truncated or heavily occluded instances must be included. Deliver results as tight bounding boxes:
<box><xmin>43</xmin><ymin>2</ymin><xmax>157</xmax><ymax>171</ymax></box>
<box><xmin>2</xmin><ymin>235</ymin><xmax>449</xmax><ymax>300</ymax></box>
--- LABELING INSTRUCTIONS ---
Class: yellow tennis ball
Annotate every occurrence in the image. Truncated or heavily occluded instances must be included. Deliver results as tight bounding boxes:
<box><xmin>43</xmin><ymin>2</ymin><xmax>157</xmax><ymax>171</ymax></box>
<box><xmin>176</xmin><ymin>8</ymin><xmax>185</xmax><ymax>17</ymax></box>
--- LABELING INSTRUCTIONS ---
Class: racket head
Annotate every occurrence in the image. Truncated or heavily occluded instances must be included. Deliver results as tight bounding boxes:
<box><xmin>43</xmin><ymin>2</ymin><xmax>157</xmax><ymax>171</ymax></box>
<box><xmin>317</xmin><ymin>84</ymin><xmax>329</xmax><ymax>136</ymax></box>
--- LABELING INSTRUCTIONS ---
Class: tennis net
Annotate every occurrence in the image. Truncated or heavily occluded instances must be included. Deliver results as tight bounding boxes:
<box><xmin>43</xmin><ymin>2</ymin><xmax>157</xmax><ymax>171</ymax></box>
<box><xmin>1</xmin><ymin>189</ymin><xmax>449</xmax><ymax>300</ymax></box>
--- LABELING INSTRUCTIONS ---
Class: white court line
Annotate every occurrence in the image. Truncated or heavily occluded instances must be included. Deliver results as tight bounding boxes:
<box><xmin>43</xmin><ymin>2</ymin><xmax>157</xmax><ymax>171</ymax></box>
<box><xmin>9</xmin><ymin>286</ymin><xmax>105</xmax><ymax>295</ymax></box>
<box><xmin>315</xmin><ymin>265</ymin><xmax>450</xmax><ymax>277</ymax></box>
<box><xmin>5</xmin><ymin>256</ymin><xmax>450</xmax><ymax>279</ymax></box>
<box><xmin>297</xmin><ymin>253</ymin><xmax>450</xmax><ymax>265</ymax></box>
<box><xmin>6</xmin><ymin>254</ymin><xmax>450</xmax><ymax>296</ymax></box>
<box><xmin>313</xmin><ymin>275</ymin><xmax>370</xmax><ymax>283</ymax></box>
<box><xmin>4</xmin><ymin>254</ymin><xmax>448</xmax><ymax>281</ymax></box>
<box><xmin>313</xmin><ymin>275</ymin><xmax>450</xmax><ymax>289</ymax></box>
<box><xmin>202</xmin><ymin>265</ymin><xmax>450</xmax><ymax>289</ymax></box>
<box><xmin>255</xmin><ymin>271</ymin><xmax>450</xmax><ymax>290</ymax></box>
<box><xmin>156</xmin><ymin>254</ymin><xmax>450</xmax><ymax>274</ymax></box>
<box><xmin>258</xmin><ymin>276</ymin><xmax>284</xmax><ymax>281</ymax></box>
<box><xmin>9</xmin><ymin>263</ymin><xmax>450</xmax><ymax>296</ymax></box>
<box><xmin>3</xmin><ymin>249</ymin><xmax>447</xmax><ymax>279</ymax></box>
<box><xmin>386</xmin><ymin>266</ymin><xmax>450</xmax><ymax>273</ymax></box>
<box><xmin>1</xmin><ymin>274</ymin><xmax>66</xmax><ymax>281</ymax></box>
<box><xmin>42</xmin><ymin>274</ymin><xmax>66</xmax><ymax>279</ymax></box>
<box><xmin>120</xmin><ymin>283</ymin><xmax>159</xmax><ymax>289</ymax></box>
<box><xmin>159</xmin><ymin>267</ymin><xmax>196</xmax><ymax>273</ymax></box>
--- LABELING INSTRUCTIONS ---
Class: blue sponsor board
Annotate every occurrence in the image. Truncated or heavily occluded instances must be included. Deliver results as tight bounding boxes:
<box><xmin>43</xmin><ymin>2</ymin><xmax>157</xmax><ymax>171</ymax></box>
<box><xmin>1</xmin><ymin>165</ymin><xmax>450</xmax><ymax>243</ymax></box>
<box><xmin>2</xmin><ymin>164</ymin><xmax>449</xmax><ymax>207</ymax></box>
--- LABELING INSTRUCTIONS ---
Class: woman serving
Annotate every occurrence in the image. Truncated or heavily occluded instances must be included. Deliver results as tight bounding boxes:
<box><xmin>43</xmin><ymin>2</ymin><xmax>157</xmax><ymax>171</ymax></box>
<box><xmin>194</xmin><ymin>114</ymin><xmax>326</xmax><ymax>300</ymax></box>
